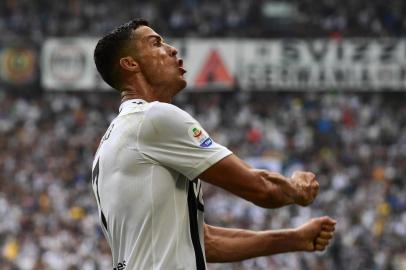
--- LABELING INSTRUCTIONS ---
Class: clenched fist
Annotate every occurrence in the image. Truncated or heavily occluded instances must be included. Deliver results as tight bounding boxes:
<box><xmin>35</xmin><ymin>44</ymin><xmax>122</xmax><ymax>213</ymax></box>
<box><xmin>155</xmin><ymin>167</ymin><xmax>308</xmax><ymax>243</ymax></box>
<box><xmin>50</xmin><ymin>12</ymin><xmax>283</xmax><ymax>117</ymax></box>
<box><xmin>291</xmin><ymin>171</ymin><xmax>319</xmax><ymax>206</ymax></box>
<box><xmin>295</xmin><ymin>216</ymin><xmax>336</xmax><ymax>252</ymax></box>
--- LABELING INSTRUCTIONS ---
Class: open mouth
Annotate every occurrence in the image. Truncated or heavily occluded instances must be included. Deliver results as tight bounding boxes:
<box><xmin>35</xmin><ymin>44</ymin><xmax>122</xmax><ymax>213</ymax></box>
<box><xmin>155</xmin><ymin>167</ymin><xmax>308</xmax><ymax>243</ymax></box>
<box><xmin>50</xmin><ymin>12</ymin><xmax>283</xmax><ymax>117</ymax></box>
<box><xmin>179</xmin><ymin>67</ymin><xmax>187</xmax><ymax>75</ymax></box>
<box><xmin>178</xmin><ymin>59</ymin><xmax>186</xmax><ymax>74</ymax></box>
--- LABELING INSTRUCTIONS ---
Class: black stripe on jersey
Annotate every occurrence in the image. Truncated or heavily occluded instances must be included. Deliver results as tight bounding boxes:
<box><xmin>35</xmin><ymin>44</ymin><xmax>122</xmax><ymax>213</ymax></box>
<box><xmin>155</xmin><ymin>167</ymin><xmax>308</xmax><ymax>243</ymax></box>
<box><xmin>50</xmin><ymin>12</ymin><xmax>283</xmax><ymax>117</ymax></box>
<box><xmin>101</xmin><ymin>211</ymin><xmax>108</xmax><ymax>231</ymax></box>
<box><xmin>195</xmin><ymin>180</ymin><xmax>205</xmax><ymax>212</ymax></box>
<box><xmin>92</xmin><ymin>159</ymin><xmax>109</xmax><ymax>232</ymax></box>
<box><xmin>187</xmin><ymin>181</ymin><xmax>206</xmax><ymax>270</ymax></box>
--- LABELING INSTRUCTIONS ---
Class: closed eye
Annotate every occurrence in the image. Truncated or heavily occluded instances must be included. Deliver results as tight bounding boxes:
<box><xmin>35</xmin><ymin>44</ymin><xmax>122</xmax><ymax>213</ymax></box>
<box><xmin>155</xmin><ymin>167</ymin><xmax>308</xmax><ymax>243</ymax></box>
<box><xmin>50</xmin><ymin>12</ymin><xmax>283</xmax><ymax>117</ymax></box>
<box><xmin>153</xmin><ymin>37</ymin><xmax>164</xmax><ymax>47</ymax></box>
<box><xmin>146</xmin><ymin>34</ymin><xmax>165</xmax><ymax>47</ymax></box>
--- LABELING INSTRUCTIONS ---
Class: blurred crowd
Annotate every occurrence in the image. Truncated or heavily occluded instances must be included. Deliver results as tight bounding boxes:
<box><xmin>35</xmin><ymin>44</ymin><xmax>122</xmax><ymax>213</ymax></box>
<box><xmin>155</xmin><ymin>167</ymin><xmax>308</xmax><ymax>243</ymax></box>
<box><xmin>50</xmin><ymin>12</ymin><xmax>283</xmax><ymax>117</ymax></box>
<box><xmin>1</xmin><ymin>0</ymin><xmax>406</xmax><ymax>43</ymax></box>
<box><xmin>0</xmin><ymin>90</ymin><xmax>405</xmax><ymax>270</ymax></box>
<box><xmin>1</xmin><ymin>0</ymin><xmax>406</xmax><ymax>269</ymax></box>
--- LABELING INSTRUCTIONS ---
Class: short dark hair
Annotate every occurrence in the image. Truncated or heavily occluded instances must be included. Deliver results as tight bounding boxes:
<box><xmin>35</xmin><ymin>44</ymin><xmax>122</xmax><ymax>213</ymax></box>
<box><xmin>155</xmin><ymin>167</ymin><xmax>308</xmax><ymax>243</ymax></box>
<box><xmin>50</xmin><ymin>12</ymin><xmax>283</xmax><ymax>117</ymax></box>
<box><xmin>94</xmin><ymin>19</ymin><xmax>149</xmax><ymax>90</ymax></box>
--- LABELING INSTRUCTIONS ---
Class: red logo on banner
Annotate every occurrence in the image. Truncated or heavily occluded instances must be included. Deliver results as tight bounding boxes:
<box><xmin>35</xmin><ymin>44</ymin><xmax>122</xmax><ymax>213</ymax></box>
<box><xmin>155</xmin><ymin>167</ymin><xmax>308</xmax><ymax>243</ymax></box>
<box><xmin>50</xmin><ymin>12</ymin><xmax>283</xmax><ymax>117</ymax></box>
<box><xmin>195</xmin><ymin>49</ymin><xmax>233</xmax><ymax>88</ymax></box>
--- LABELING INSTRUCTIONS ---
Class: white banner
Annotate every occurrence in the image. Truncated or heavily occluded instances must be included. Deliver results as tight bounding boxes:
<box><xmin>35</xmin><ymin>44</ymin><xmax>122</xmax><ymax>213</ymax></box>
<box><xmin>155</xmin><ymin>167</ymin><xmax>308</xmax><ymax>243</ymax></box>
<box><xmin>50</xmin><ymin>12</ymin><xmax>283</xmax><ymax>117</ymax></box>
<box><xmin>42</xmin><ymin>38</ymin><xmax>239</xmax><ymax>91</ymax></box>
<box><xmin>42</xmin><ymin>38</ymin><xmax>406</xmax><ymax>91</ymax></box>
<box><xmin>42</xmin><ymin>38</ymin><xmax>111</xmax><ymax>91</ymax></box>
<box><xmin>239</xmin><ymin>39</ymin><xmax>406</xmax><ymax>90</ymax></box>
<box><xmin>171</xmin><ymin>39</ymin><xmax>238</xmax><ymax>91</ymax></box>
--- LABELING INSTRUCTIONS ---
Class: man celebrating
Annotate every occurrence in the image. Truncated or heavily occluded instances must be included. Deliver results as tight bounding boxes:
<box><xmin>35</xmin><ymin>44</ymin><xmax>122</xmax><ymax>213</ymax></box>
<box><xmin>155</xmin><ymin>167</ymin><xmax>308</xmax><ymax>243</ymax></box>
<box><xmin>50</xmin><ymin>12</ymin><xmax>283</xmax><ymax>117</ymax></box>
<box><xmin>92</xmin><ymin>19</ymin><xmax>336</xmax><ymax>270</ymax></box>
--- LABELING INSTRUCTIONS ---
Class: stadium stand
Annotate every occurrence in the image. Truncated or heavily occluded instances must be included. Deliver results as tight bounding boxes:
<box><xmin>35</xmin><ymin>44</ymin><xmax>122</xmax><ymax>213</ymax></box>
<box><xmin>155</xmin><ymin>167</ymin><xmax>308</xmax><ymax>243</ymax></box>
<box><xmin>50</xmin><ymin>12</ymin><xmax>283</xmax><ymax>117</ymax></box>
<box><xmin>0</xmin><ymin>91</ymin><xmax>405</xmax><ymax>269</ymax></box>
<box><xmin>1</xmin><ymin>0</ymin><xmax>406</xmax><ymax>39</ymax></box>
<box><xmin>0</xmin><ymin>0</ymin><xmax>406</xmax><ymax>269</ymax></box>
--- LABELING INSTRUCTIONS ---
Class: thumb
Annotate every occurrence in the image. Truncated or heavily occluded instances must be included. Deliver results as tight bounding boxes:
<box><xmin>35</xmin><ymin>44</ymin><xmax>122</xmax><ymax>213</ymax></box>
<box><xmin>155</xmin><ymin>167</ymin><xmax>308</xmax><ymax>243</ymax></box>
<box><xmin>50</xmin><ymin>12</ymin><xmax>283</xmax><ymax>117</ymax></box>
<box><xmin>317</xmin><ymin>216</ymin><xmax>337</xmax><ymax>226</ymax></box>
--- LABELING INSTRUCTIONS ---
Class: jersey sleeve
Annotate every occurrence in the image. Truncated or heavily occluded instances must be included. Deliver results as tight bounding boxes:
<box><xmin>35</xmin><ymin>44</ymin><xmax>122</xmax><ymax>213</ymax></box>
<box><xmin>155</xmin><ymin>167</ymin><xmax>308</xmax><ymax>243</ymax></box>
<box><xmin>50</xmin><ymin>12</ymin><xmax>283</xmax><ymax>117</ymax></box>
<box><xmin>138</xmin><ymin>102</ymin><xmax>232</xmax><ymax>180</ymax></box>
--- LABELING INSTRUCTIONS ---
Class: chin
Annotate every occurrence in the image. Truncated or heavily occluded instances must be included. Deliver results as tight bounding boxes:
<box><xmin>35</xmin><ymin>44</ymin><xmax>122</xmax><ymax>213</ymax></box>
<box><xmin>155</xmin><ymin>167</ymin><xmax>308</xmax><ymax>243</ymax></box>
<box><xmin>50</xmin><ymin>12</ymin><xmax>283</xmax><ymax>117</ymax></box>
<box><xmin>173</xmin><ymin>78</ymin><xmax>187</xmax><ymax>93</ymax></box>
<box><xmin>179</xmin><ymin>78</ymin><xmax>187</xmax><ymax>89</ymax></box>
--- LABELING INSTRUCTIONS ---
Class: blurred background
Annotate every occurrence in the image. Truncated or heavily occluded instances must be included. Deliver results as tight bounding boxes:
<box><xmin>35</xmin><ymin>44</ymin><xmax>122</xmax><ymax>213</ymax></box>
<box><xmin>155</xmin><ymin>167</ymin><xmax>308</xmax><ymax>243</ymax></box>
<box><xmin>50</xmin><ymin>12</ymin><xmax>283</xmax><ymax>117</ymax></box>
<box><xmin>1</xmin><ymin>0</ymin><xmax>406</xmax><ymax>269</ymax></box>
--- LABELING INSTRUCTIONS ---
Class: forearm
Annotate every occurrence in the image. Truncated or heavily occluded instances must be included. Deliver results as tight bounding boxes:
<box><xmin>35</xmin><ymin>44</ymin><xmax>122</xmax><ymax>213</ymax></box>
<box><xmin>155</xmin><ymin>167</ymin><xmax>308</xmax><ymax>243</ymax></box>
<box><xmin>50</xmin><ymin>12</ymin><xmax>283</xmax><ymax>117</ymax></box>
<box><xmin>237</xmin><ymin>160</ymin><xmax>298</xmax><ymax>208</ymax></box>
<box><xmin>205</xmin><ymin>224</ymin><xmax>302</xmax><ymax>263</ymax></box>
<box><xmin>199</xmin><ymin>155</ymin><xmax>317</xmax><ymax>209</ymax></box>
<box><xmin>253</xmin><ymin>170</ymin><xmax>297</xmax><ymax>208</ymax></box>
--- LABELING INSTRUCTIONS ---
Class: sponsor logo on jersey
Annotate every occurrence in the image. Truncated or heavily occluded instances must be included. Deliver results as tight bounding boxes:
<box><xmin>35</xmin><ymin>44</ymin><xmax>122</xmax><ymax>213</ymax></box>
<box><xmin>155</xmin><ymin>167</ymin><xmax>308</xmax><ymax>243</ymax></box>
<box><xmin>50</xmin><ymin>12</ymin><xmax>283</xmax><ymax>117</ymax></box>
<box><xmin>200</xmin><ymin>137</ymin><xmax>213</xmax><ymax>147</ymax></box>
<box><xmin>188</xmin><ymin>126</ymin><xmax>213</xmax><ymax>148</ymax></box>
<box><xmin>113</xmin><ymin>260</ymin><xmax>126</xmax><ymax>270</ymax></box>
<box><xmin>192</xmin><ymin>127</ymin><xmax>203</xmax><ymax>138</ymax></box>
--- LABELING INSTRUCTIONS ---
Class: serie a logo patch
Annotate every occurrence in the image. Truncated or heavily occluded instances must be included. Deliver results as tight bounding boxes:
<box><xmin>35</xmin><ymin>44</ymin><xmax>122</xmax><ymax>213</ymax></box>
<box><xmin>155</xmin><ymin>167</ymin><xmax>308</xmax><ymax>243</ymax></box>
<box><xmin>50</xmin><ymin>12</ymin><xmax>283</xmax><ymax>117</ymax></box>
<box><xmin>188</xmin><ymin>126</ymin><xmax>213</xmax><ymax>148</ymax></box>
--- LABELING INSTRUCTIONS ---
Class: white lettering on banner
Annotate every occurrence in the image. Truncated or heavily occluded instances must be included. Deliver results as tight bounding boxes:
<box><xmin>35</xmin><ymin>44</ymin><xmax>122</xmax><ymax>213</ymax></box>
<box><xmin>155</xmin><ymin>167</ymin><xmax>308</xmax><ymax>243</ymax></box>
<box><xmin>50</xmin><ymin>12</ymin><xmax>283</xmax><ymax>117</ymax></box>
<box><xmin>239</xmin><ymin>39</ymin><xmax>406</xmax><ymax>90</ymax></box>
<box><xmin>240</xmin><ymin>64</ymin><xmax>406</xmax><ymax>90</ymax></box>
<box><xmin>275</xmin><ymin>39</ymin><xmax>404</xmax><ymax>64</ymax></box>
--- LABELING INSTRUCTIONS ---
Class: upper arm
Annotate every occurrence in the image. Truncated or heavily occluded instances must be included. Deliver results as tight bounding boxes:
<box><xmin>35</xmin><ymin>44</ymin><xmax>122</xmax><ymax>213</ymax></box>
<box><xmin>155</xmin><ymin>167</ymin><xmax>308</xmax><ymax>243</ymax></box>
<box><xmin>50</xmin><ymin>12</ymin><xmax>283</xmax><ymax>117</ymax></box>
<box><xmin>199</xmin><ymin>154</ymin><xmax>271</xmax><ymax>207</ymax></box>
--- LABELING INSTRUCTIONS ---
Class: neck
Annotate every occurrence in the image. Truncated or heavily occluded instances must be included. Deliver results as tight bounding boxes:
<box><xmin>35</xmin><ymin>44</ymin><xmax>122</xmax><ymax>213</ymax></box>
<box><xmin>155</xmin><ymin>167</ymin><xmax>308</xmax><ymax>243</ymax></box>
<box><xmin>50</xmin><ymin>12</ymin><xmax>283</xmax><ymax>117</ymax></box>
<box><xmin>120</xmin><ymin>88</ymin><xmax>172</xmax><ymax>104</ymax></box>
<box><xmin>120</xmin><ymin>75</ymin><xmax>173</xmax><ymax>104</ymax></box>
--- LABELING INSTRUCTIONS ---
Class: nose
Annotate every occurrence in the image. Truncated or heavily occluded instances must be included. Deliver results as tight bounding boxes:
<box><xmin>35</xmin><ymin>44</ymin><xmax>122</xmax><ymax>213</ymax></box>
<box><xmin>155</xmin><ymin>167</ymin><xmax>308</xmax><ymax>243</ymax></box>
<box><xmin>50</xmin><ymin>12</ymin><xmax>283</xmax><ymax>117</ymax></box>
<box><xmin>167</xmin><ymin>44</ymin><xmax>178</xmax><ymax>57</ymax></box>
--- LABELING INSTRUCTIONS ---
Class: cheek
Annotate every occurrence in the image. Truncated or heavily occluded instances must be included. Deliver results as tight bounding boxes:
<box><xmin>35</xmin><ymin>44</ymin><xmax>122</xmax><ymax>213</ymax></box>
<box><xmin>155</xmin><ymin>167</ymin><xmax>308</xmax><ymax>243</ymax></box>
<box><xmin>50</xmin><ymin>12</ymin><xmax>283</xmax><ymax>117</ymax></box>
<box><xmin>140</xmin><ymin>52</ymin><xmax>174</xmax><ymax>85</ymax></box>
<box><xmin>144</xmin><ymin>52</ymin><xmax>167</xmax><ymax>74</ymax></box>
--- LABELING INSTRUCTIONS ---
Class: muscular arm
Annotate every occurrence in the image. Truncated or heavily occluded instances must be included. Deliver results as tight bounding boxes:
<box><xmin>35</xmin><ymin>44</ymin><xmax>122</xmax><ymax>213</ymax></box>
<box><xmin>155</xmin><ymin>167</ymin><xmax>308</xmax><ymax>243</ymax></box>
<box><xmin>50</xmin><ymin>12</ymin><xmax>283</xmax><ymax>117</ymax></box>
<box><xmin>199</xmin><ymin>154</ymin><xmax>319</xmax><ymax>208</ymax></box>
<box><xmin>204</xmin><ymin>217</ymin><xmax>336</xmax><ymax>263</ymax></box>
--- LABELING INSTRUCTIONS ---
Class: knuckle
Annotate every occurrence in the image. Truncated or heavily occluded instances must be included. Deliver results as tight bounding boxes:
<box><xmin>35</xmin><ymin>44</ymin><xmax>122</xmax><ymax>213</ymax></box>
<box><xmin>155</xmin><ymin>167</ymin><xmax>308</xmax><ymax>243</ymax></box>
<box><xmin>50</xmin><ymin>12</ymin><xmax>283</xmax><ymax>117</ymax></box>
<box><xmin>307</xmin><ymin>172</ymin><xmax>316</xmax><ymax>178</ymax></box>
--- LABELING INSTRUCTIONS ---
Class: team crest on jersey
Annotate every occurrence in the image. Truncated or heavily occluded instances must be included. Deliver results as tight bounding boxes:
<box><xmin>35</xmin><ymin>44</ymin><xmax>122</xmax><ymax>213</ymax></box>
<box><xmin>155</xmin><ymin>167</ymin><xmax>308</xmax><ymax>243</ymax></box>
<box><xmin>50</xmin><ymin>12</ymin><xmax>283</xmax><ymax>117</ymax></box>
<box><xmin>188</xmin><ymin>126</ymin><xmax>213</xmax><ymax>148</ymax></box>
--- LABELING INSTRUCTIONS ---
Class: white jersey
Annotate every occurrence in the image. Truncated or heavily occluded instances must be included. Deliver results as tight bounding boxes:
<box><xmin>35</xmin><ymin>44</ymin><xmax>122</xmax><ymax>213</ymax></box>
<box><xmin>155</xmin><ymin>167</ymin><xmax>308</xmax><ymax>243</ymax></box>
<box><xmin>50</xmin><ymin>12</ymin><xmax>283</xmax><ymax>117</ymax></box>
<box><xmin>91</xmin><ymin>99</ymin><xmax>232</xmax><ymax>270</ymax></box>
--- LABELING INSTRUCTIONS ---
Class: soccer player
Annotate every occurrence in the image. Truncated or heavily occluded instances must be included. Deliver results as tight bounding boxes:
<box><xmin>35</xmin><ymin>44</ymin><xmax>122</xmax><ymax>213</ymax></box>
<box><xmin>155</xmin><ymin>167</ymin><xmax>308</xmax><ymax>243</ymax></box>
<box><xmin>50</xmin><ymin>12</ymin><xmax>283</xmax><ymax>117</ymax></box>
<box><xmin>92</xmin><ymin>19</ymin><xmax>336</xmax><ymax>270</ymax></box>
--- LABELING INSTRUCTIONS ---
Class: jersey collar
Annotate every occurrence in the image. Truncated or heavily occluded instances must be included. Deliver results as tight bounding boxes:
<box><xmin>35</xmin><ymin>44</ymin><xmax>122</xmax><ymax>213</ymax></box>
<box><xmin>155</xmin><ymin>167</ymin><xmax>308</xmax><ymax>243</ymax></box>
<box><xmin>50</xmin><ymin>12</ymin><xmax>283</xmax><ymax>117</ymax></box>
<box><xmin>119</xmin><ymin>99</ymin><xmax>147</xmax><ymax>113</ymax></box>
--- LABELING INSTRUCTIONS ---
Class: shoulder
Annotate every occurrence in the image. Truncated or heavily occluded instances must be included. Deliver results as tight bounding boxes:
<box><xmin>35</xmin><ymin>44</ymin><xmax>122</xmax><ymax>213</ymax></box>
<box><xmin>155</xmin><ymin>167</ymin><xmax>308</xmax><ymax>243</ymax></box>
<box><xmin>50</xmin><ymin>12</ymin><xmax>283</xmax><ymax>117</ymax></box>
<box><xmin>139</xmin><ymin>101</ymin><xmax>200</xmax><ymax>145</ymax></box>
<box><xmin>146</xmin><ymin>101</ymin><xmax>195</xmax><ymax>126</ymax></box>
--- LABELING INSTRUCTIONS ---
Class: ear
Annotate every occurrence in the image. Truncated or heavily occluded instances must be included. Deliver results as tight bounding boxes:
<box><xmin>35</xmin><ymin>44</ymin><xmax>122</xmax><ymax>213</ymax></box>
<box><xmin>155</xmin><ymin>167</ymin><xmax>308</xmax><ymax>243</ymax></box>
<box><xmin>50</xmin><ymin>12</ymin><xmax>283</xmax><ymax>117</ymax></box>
<box><xmin>119</xmin><ymin>56</ymin><xmax>140</xmax><ymax>72</ymax></box>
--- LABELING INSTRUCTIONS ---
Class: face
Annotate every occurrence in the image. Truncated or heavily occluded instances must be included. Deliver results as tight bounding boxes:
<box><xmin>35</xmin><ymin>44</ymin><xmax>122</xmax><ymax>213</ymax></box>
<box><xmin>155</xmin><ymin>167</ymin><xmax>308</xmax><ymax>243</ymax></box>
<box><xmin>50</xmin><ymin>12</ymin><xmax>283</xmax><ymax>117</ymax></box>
<box><xmin>130</xmin><ymin>26</ymin><xmax>187</xmax><ymax>93</ymax></box>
